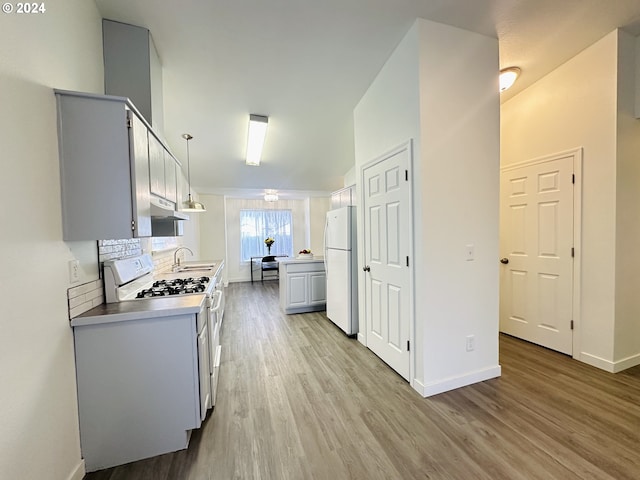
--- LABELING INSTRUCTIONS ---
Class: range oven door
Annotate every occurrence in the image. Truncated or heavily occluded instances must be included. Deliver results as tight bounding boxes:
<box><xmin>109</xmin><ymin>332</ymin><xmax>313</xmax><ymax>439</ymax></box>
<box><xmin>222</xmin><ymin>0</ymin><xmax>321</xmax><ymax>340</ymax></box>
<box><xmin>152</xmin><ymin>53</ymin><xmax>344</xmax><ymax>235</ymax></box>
<box><xmin>209</xmin><ymin>290</ymin><xmax>223</xmax><ymax>406</ymax></box>
<box><xmin>214</xmin><ymin>277</ymin><xmax>225</xmax><ymax>325</ymax></box>
<box><xmin>197</xmin><ymin>303</ymin><xmax>212</xmax><ymax>420</ymax></box>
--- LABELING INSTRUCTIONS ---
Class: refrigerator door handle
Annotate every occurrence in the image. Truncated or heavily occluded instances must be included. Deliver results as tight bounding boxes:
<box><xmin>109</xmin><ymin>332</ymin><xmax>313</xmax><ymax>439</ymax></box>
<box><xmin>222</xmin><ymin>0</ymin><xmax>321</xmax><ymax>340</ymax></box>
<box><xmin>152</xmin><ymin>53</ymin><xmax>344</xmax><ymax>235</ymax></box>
<box><xmin>323</xmin><ymin>218</ymin><xmax>329</xmax><ymax>277</ymax></box>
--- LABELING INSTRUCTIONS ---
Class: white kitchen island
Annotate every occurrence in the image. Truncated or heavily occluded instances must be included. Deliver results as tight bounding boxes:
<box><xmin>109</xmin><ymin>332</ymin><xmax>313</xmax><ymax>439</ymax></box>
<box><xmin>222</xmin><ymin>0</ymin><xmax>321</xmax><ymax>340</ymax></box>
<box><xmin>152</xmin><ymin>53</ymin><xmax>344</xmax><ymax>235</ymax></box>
<box><xmin>278</xmin><ymin>257</ymin><xmax>326</xmax><ymax>314</ymax></box>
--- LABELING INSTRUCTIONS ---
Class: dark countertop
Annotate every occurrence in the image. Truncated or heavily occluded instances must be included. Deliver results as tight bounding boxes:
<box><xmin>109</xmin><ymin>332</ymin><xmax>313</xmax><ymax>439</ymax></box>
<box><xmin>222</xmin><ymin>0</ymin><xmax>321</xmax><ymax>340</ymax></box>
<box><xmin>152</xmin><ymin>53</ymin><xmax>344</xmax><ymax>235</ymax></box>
<box><xmin>70</xmin><ymin>294</ymin><xmax>206</xmax><ymax>327</ymax></box>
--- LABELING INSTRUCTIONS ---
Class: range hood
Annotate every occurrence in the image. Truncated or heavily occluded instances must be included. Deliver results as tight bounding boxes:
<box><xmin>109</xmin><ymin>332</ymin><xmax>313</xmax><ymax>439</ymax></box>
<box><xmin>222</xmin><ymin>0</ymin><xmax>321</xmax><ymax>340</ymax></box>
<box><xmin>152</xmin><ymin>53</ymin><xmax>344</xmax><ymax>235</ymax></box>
<box><xmin>150</xmin><ymin>197</ymin><xmax>190</xmax><ymax>221</ymax></box>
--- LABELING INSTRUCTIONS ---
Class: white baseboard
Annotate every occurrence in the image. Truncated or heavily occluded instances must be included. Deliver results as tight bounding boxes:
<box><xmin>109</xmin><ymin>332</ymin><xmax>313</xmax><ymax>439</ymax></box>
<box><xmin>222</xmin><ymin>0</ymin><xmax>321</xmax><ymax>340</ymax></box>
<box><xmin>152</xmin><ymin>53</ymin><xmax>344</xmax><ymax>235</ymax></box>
<box><xmin>416</xmin><ymin>365</ymin><xmax>502</xmax><ymax>398</ymax></box>
<box><xmin>68</xmin><ymin>460</ymin><xmax>85</xmax><ymax>480</ymax></box>
<box><xmin>579</xmin><ymin>351</ymin><xmax>640</xmax><ymax>373</ymax></box>
<box><xmin>613</xmin><ymin>353</ymin><xmax>640</xmax><ymax>372</ymax></box>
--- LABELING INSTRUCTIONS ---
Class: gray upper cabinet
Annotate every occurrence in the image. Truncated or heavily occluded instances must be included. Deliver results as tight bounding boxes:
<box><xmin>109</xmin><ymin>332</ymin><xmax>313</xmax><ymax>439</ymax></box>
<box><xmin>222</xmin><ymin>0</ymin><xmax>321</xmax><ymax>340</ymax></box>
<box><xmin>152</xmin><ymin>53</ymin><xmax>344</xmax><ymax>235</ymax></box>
<box><xmin>103</xmin><ymin>19</ymin><xmax>164</xmax><ymax>133</ymax></box>
<box><xmin>149</xmin><ymin>133</ymin><xmax>180</xmax><ymax>204</ymax></box>
<box><xmin>56</xmin><ymin>90</ymin><xmax>152</xmax><ymax>240</ymax></box>
<box><xmin>164</xmin><ymin>151</ymin><xmax>178</xmax><ymax>204</ymax></box>
<box><xmin>148</xmin><ymin>133</ymin><xmax>165</xmax><ymax>198</ymax></box>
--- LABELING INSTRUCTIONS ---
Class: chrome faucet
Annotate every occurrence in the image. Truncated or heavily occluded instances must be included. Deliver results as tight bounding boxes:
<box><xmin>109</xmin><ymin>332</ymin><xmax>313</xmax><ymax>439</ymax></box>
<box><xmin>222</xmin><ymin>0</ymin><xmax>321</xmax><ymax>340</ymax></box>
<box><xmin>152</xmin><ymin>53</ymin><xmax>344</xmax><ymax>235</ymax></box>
<box><xmin>173</xmin><ymin>246</ymin><xmax>194</xmax><ymax>269</ymax></box>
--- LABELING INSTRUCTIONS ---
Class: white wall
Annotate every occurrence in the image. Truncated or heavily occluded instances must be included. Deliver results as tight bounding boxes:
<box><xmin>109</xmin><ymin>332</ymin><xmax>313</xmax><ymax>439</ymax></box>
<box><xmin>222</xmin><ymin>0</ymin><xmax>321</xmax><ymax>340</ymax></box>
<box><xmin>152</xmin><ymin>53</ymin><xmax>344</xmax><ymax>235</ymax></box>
<box><xmin>417</xmin><ymin>20</ymin><xmax>500</xmax><ymax>392</ymax></box>
<box><xmin>501</xmin><ymin>31</ymin><xmax>620</xmax><ymax>369</ymax></box>
<box><xmin>308</xmin><ymin>197</ymin><xmax>331</xmax><ymax>254</ymax></box>
<box><xmin>0</xmin><ymin>1</ymin><xmax>104</xmax><ymax>479</ymax></box>
<box><xmin>354</xmin><ymin>21</ymin><xmax>422</xmax><ymax>376</ymax></box>
<box><xmin>354</xmin><ymin>19</ymin><xmax>500</xmax><ymax>396</ymax></box>
<box><xmin>613</xmin><ymin>30</ymin><xmax>640</xmax><ymax>367</ymax></box>
<box><xmin>198</xmin><ymin>194</ymin><xmax>227</xmax><ymax>280</ymax></box>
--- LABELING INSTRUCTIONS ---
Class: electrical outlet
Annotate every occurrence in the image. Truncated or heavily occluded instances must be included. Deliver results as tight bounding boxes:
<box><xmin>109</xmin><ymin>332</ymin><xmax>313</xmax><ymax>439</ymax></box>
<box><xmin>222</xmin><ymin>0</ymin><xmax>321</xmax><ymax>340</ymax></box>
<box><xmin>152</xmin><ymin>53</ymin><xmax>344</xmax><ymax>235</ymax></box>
<box><xmin>465</xmin><ymin>244</ymin><xmax>474</xmax><ymax>261</ymax></box>
<box><xmin>466</xmin><ymin>335</ymin><xmax>475</xmax><ymax>352</ymax></box>
<box><xmin>69</xmin><ymin>259</ymin><xmax>80</xmax><ymax>283</ymax></box>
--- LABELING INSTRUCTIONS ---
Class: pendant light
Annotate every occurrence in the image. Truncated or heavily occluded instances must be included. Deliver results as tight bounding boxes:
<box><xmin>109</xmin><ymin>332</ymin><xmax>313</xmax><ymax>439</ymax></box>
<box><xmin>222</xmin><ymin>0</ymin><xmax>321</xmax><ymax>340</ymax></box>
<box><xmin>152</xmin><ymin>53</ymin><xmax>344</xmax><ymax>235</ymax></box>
<box><xmin>181</xmin><ymin>133</ymin><xmax>206</xmax><ymax>212</ymax></box>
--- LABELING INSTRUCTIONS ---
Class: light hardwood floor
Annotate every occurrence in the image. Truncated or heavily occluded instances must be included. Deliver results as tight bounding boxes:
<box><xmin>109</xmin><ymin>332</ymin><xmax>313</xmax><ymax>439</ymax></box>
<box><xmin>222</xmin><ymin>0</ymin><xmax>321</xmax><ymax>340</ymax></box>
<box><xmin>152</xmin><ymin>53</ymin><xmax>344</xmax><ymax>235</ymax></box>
<box><xmin>85</xmin><ymin>281</ymin><xmax>640</xmax><ymax>480</ymax></box>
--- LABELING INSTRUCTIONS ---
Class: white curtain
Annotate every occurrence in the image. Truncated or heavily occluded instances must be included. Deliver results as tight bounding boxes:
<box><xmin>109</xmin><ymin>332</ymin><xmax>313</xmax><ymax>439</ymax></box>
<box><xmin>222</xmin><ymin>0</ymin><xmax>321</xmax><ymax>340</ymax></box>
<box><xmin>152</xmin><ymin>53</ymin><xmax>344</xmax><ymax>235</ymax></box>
<box><xmin>240</xmin><ymin>209</ymin><xmax>293</xmax><ymax>260</ymax></box>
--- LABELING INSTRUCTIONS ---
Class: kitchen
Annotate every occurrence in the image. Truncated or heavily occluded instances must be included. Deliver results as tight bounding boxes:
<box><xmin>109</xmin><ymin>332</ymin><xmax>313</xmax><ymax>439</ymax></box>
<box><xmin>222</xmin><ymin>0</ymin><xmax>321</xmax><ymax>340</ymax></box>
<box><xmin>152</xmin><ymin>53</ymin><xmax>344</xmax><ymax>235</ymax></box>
<box><xmin>3</xmin><ymin>1</ymin><xmax>640</xmax><ymax>480</ymax></box>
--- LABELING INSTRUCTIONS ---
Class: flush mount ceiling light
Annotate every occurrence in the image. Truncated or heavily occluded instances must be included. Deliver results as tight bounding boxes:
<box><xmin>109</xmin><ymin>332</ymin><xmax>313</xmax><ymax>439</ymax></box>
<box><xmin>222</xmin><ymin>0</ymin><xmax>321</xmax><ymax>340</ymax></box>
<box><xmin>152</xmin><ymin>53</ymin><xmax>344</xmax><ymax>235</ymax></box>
<box><xmin>264</xmin><ymin>189</ymin><xmax>278</xmax><ymax>202</ymax></box>
<box><xmin>181</xmin><ymin>133</ymin><xmax>206</xmax><ymax>213</ymax></box>
<box><xmin>499</xmin><ymin>67</ymin><xmax>521</xmax><ymax>92</ymax></box>
<box><xmin>246</xmin><ymin>114</ymin><xmax>269</xmax><ymax>166</ymax></box>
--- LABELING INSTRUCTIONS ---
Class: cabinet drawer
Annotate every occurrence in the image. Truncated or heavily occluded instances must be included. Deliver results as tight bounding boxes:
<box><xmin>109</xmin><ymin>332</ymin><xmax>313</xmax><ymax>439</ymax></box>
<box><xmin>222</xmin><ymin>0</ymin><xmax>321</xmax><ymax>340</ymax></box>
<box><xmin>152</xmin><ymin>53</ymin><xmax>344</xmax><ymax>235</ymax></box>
<box><xmin>284</xmin><ymin>262</ymin><xmax>325</xmax><ymax>274</ymax></box>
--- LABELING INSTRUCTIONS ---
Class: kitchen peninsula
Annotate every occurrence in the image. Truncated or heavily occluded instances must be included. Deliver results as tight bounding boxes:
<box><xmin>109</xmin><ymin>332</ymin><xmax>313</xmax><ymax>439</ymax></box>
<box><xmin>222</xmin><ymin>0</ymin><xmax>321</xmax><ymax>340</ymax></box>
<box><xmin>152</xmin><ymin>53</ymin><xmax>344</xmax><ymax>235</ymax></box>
<box><xmin>279</xmin><ymin>257</ymin><xmax>326</xmax><ymax>314</ymax></box>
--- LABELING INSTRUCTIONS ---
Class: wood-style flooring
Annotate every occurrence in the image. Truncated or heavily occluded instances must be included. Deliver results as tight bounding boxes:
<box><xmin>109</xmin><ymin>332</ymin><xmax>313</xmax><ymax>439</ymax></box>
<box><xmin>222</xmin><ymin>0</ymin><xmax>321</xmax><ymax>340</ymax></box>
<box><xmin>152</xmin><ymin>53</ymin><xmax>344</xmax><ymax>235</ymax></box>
<box><xmin>85</xmin><ymin>281</ymin><xmax>640</xmax><ymax>480</ymax></box>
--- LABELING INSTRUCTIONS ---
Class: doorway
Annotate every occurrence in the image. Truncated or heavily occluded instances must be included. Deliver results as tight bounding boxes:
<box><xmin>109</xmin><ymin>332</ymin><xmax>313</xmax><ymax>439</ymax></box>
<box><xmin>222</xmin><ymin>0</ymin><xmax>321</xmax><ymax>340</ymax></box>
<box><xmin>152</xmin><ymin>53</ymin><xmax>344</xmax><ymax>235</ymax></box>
<box><xmin>499</xmin><ymin>148</ymin><xmax>582</xmax><ymax>355</ymax></box>
<box><xmin>360</xmin><ymin>141</ymin><xmax>414</xmax><ymax>381</ymax></box>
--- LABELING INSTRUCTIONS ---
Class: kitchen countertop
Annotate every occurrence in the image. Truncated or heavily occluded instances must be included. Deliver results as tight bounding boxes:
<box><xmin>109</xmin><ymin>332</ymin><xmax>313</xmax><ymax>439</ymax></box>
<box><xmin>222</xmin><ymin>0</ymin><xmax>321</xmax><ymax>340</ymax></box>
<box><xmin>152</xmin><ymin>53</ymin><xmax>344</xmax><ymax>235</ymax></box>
<box><xmin>277</xmin><ymin>256</ymin><xmax>324</xmax><ymax>264</ymax></box>
<box><xmin>71</xmin><ymin>292</ymin><xmax>206</xmax><ymax>327</ymax></box>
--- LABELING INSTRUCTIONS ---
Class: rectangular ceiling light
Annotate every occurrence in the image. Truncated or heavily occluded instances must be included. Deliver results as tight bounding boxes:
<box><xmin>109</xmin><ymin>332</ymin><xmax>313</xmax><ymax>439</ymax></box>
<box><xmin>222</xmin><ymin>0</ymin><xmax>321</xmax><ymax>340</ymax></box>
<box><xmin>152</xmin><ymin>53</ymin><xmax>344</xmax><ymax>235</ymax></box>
<box><xmin>246</xmin><ymin>114</ymin><xmax>268</xmax><ymax>166</ymax></box>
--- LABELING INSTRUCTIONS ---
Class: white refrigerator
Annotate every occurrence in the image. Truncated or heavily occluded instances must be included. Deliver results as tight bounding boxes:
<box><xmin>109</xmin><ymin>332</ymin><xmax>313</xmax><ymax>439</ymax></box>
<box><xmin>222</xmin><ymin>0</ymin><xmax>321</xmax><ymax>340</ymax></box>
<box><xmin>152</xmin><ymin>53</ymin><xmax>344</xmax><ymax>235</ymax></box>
<box><xmin>324</xmin><ymin>206</ymin><xmax>358</xmax><ymax>335</ymax></box>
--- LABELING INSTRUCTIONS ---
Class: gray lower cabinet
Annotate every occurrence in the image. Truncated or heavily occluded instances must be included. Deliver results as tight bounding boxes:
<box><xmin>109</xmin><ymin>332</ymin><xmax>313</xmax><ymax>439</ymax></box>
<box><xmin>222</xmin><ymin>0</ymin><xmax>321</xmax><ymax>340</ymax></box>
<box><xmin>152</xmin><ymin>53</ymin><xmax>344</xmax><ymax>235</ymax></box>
<box><xmin>56</xmin><ymin>90</ymin><xmax>152</xmax><ymax>240</ymax></box>
<box><xmin>279</xmin><ymin>260</ymin><xmax>326</xmax><ymax>314</ymax></box>
<box><xmin>73</xmin><ymin>312</ymin><xmax>201</xmax><ymax>472</ymax></box>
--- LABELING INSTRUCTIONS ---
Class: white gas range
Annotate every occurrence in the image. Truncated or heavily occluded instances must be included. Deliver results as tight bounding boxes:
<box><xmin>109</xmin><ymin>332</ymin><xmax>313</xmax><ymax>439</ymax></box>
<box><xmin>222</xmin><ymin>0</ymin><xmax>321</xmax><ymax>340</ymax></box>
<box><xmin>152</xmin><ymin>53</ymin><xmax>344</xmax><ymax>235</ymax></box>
<box><xmin>103</xmin><ymin>253</ymin><xmax>215</xmax><ymax>302</ymax></box>
<box><xmin>103</xmin><ymin>253</ymin><xmax>224</xmax><ymax>418</ymax></box>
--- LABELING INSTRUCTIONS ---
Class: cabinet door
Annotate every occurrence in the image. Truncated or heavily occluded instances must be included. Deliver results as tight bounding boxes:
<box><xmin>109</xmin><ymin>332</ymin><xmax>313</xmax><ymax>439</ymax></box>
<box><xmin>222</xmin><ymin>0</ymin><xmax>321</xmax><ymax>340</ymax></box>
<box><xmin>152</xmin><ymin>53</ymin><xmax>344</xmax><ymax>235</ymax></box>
<box><xmin>148</xmin><ymin>134</ymin><xmax>165</xmax><ymax>197</ymax></box>
<box><xmin>128</xmin><ymin>112</ymin><xmax>152</xmax><ymax>237</ymax></box>
<box><xmin>176</xmin><ymin>167</ymin><xmax>187</xmax><ymax>210</ymax></box>
<box><xmin>57</xmin><ymin>92</ymin><xmax>151</xmax><ymax>240</ymax></box>
<box><xmin>164</xmin><ymin>151</ymin><xmax>178</xmax><ymax>203</ymax></box>
<box><xmin>287</xmin><ymin>273</ymin><xmax>308</xmax><ymax>307</ymax></box>
<box><xmin>309</xmin><ymin>272</ymin><xmax>326</xmax><ymax>305</ymax></box>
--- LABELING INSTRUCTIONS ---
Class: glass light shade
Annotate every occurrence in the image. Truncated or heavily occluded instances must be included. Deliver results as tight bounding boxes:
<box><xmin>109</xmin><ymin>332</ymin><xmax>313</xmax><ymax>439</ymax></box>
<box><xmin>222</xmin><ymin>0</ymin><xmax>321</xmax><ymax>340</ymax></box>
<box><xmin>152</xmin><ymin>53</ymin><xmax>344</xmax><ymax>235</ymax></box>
<box><xmin>264</xmin><ymin>193</ymin><xmax>278</xmax><ymax>202</ymax></box>
<box><xmin>500</xmin><ymin>67</ymin><xmax>521</xmax><ymax>92</ymax></box>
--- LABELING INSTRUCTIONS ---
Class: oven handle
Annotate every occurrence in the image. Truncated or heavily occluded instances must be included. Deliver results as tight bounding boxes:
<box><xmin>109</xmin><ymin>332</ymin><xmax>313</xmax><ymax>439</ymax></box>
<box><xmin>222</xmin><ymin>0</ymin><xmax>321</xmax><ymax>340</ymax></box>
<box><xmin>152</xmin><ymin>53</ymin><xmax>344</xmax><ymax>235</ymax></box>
<box><xmin>211</xmin><ymin>290</ymin><xmax>223</xmax><ymax>312</ymax></box>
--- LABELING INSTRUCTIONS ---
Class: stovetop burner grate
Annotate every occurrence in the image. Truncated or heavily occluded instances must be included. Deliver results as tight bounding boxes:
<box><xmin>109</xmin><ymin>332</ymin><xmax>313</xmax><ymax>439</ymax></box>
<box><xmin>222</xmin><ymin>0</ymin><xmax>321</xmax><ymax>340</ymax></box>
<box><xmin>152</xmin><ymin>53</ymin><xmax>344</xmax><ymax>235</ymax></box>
<box><xmin>135</xmin><ymin>276</ymin><xmax>210</xmax><ymax>299</ymax></box>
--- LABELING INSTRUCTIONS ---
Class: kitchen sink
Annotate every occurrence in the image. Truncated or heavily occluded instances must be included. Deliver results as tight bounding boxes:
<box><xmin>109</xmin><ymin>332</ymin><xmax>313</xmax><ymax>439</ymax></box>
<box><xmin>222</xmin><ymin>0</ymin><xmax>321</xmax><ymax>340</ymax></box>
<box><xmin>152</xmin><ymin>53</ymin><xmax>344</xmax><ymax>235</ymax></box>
<box><xmin>172</xmin><ymin>265</ymin><xmax>216</xmax><ymax>273</ymax></box>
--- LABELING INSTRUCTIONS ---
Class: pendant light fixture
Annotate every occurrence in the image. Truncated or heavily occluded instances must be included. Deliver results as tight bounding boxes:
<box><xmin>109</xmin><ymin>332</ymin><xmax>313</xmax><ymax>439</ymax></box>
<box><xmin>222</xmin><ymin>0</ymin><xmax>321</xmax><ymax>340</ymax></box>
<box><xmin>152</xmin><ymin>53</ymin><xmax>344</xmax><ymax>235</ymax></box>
<box><xmin>181</xmin><ymin>133</ymin><xmax>206</xmax><ymax>212</ymax></box>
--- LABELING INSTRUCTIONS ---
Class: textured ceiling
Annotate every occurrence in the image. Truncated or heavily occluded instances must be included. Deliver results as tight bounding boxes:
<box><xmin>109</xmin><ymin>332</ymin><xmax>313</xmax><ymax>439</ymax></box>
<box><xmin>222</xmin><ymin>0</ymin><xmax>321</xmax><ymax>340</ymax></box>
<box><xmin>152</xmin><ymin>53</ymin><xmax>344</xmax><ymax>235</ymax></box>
<box><xmin>94</xmin><ymin>0</ymin><xmax>640</xmax><ymax>198</ymax></box>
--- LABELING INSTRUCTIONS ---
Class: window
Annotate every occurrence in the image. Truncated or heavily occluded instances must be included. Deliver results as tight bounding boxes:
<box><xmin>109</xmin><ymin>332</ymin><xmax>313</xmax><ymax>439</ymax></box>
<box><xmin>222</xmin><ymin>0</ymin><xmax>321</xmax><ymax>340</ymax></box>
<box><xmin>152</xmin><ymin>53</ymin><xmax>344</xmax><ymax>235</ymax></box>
<box><xmin>240</xmin><ymin>209</ymin><xmax>293</xmax><ymax>261</ymax></box>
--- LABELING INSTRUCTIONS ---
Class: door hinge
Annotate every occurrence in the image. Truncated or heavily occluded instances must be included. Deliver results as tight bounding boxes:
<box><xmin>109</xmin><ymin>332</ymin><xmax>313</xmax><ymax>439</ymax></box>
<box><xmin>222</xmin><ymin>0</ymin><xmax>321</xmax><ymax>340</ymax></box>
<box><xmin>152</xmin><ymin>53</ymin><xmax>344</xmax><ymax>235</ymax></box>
<box><xmin>131</xmin><ymin>220</ymin><xmax>135</xmax><ymax>231</ymax></box>
<box><xmin>406</xmin><ymin>256</ymin><xmax>409</xmax><ymax>267</ymax></box>
<box><xmin>572</xmin><ymin>174</ymin><xmax>575</xmax><ymax>184</ymax></box>
<box><xmin>405</xmin><ymin>170</ymin><xmax>409</xmax><ymax>181</ymax></box>
<box><xmin>407</xmin><ymin>340</ymin><xmax>410</xmax><ymax>351</ymax></box>
<box><xmin>126</xmin><ymin>118</ymin><xmax>132</xmax><ymax>129</ymax></box>
<box><xmin>570</xmin><ymin>320</ymin><xmax>574</xmax><ymax>330</ymax></box>
<box><xmin>571</xmin><ymin>247</ymin><xmax>574</xmax><ymax>258</ymax></box>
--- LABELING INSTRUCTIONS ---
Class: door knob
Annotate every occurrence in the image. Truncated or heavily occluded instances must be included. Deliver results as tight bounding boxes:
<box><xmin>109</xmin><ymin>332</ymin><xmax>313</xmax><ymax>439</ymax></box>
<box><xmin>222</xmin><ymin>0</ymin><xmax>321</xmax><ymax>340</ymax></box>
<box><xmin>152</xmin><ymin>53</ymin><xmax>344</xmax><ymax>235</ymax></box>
<box><xmin>363</xmin><ymin>265</ymin><xmax>371</xmax><ymax>272</ymax></box>
<box><xmin>500</xmin><ymin>258</ymin><xmax>509</xmax><ymax>264</ymax></box>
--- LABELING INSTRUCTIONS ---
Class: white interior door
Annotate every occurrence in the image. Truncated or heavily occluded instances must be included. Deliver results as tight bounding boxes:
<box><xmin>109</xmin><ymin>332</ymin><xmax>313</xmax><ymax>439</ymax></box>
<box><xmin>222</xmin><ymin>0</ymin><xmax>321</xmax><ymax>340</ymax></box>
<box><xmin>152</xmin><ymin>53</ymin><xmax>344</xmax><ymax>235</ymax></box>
<box><xmin>500</xmin><ymin>154</ymin><xmax>574</xmax><ymax>355</ymax></box>
<box><xmin>362</xmin><ymin>144</ymin><xmax>412</xmax><ymax>381</ymax></box>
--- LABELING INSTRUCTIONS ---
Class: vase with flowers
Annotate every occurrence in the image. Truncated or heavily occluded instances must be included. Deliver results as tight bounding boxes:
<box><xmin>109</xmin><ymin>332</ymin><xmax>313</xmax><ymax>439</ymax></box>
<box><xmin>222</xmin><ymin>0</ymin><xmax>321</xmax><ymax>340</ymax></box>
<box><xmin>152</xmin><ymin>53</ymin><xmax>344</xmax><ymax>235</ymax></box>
<box><xmin>264</xmin><ymin>237</ymin><xmax>275</xmax><ymax>255</ymax></box>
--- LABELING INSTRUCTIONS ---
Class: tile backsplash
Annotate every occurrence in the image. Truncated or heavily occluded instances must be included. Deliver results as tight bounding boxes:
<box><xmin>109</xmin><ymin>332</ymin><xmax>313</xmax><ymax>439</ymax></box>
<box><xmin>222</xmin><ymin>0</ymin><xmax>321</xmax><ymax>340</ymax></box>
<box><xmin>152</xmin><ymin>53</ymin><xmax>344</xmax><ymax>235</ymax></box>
<box><xmin>67</xmin><ymin>279</ymin><xmax>104</xmax><ymax>319</ymax></box>
<box><xmin>98</xmin><ymin>239</ymin><xmax>143</xmax><ymax>263</ymax></box>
